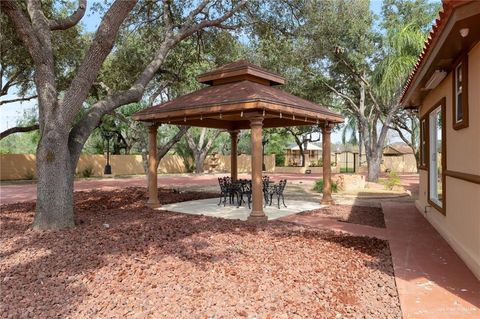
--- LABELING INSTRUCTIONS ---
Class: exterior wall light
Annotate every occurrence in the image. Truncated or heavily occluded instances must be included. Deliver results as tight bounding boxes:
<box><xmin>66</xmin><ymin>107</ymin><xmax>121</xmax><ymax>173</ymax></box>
<box><xmin>459</xmin><ymin>28</ymin><xmax>469</xmax><ymax>38</ymax></box>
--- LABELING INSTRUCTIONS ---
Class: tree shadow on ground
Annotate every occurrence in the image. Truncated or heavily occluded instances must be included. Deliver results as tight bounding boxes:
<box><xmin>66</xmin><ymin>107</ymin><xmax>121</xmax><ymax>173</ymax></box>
<box><xmin>1</xmin><ymin>187</ymin><xmax>399</xmax><ymax>318</ymax></box>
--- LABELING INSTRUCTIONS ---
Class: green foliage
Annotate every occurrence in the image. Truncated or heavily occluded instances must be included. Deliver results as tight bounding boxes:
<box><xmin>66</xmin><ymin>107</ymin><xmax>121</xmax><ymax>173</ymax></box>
<box><xmin>382</xmin><ymin>171</ymin><xmax>402</xmax><ymax>190</ymax></box>
<box><xmin>340</xmin><ymin>167</ymin><xmax>355</xmax><ymax>173</ymax></box>
<box><xmin>23</xmin><ymin>170</ymin><xmax>36</xmax><ymax>180</ymax></box>
<box><xmin>313</xmin><ymin>179</ymin><xmax>338</xmax><ymax>193</ymax></box>
<box><xmin>0</xmin><ymin>130</ymin><xmax>39</xmax><ymax>154</ymax></box>
<box><xmin>80</xmin><ymin>165</ymin><xmax>95</xmax><ymax>178</ymax></box>
<box><xmin>309</xmin><ymin>160</ymin><xmax>323</xmax><ymax>167</ymax></box>
<box><xmin>275</xmin><ymin>153</ymin><xmax>285</xmax><ymax>167</ymax></box>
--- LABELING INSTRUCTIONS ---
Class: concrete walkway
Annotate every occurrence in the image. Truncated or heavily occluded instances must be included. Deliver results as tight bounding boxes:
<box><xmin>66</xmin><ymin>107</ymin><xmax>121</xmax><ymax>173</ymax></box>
<box><xmin>160</xmin><ymin>198</ymin><xmax>324</xmax><ymax>221</ymax></box>
<box><xmin>0</xmin><ymin>173</ymin><xmax>321</xmax><ymax>205</ymax></box>
<box><xmin>280</xmin><ymin>212</ymin><xmax>388</xmax><ymax>239</ymax></box>
<box><xmin>382</xmin><ymin>202</ymin><xmax>480</xmax><ymax>319</ymax></box>
<box><xmin>280</xmin><ymin>201</ymin><xmax>480</xmax><ymax>318</ymax></box>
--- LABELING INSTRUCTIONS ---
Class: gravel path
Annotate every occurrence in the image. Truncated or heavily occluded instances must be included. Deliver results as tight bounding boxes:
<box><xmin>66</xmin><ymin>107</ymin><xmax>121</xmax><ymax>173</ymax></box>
<box><xmin>1</xmin><ymin>188</ymin><xmax>400</xmax><ymax>318</ymax></box>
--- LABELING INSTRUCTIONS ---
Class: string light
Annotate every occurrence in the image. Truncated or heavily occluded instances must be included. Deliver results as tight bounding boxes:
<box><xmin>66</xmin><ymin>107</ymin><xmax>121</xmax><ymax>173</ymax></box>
<box><xmin>280</xmin><ymin>112</ymin><xmax>282</xmax><ymax>119</ymax></box>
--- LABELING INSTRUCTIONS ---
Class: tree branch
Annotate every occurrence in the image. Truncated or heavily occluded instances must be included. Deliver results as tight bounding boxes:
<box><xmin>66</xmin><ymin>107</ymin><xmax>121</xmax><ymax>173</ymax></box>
<box><xmin>0</xmin><ymin>95</ymin><xmax>38</xmax><ymax>106</ymax></box>
<box><xmin>0</xmin><ymin>1</ymin><xmax>44</xmax><ymax>66</ymax></box>
<box><xmin>62</xmin><ymin>0</ymin><xmax>138</xmax><ymax>126</ymax></box>
<box><xmin>321</xmin><ymin>80</ymin><xmax>360</xmax><ymax>113</ymax></box>
<box><xmin>49</xmin><ymin>0</ymin><xmax>87</xmax><ymax>30</ymax></box>
<box><xmin>0</xmin><ymin>124</ymin><xmax>39</xmax><ymax>140</ymax></box>
<box><xmin>157</xmin><ymin>125</ymin><xmax>190</xmax><ymax>161</ymax></box>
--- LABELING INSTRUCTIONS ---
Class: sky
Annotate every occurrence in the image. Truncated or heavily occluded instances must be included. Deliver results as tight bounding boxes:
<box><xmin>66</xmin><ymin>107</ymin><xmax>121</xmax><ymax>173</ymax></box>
<box><xmin>0</xmin><ymin>0</ymin><xmax>428</xmax><ymax>145</ymax></box>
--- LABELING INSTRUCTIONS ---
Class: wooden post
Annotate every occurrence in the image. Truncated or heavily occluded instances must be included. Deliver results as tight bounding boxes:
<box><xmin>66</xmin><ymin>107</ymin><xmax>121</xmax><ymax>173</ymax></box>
<box><xmin>247</xmin><ymin>117</ymin><xmax>267</xmax><ymax>223</ymax></box>
<box><xmin>229</xmin><ymin>130</ymin><xmax>239</xmax><ymax>181</ymax></box>
<box><xmin>147</xmin><ymin>124</ymin><xmax>160</xmax><ymax>208</ymax></box>
<box><xmin>321</xmin><ymin>123</ymin><xmax>335</xmax><ymax>205</ymax></box>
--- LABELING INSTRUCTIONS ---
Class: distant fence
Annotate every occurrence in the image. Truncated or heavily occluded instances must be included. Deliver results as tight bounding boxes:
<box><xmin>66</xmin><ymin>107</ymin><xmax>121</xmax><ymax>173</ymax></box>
<box><xmin>0</xmin><ymin>154</ymin><xmax>275</xmax><ymax>181</ymax></box>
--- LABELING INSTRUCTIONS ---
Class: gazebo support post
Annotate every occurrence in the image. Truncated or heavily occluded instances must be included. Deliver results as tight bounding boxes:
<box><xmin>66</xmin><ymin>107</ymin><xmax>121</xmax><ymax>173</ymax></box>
<box><xmin>247</xmin><ymin>117</ymin><xmax>267</xmax><ymax>223</ymax></box>
<box><xmin>147</xmin><ymin>124</ymin><xmax>160</xmax><ymax>208</ymax></box>
<box><xmin>321</xmin><ymin>123</ymin><xmax>335</xmax><ymax>205</ymax></box>
<box><xmin>229</xmin><ymin>130</ymin><xmax>239</xmax><ymax>181</ymax></box>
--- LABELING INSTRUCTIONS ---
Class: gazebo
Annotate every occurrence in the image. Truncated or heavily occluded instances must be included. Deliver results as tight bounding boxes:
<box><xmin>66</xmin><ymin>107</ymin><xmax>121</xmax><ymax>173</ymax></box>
<box><xmin>133</xmin><ymin>60</ymin><xmax>344</xmax><ymax>223</ymax></box>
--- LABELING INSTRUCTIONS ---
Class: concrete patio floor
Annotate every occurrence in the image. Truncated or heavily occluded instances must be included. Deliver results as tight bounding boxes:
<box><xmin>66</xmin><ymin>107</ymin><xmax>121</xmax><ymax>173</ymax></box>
<box><xmin>159</xmin><ymin>197</ymin><xmax>324</xmax><ymax>221</ymax></box>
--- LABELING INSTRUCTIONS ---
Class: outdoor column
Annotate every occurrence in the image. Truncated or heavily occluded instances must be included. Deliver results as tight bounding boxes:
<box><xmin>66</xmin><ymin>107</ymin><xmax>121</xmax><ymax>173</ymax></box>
<box><xmin>147</xmin><ymin>124</ymin><xmax>160</xmax><ymax>208</ymax></box>
<box><xmin>247</xmin><ymin>117</ymin><xmax>267</xmax><ymax>223</ymax></box>
<box><xmin>229</xmin><ymin>130</ymin><xmax>239</xmax><ymax>181</ymax></box>
<box><xmin>321</xmin><ymin>123</ymin><xmax>335</xmax><ymax>205</ymax></box>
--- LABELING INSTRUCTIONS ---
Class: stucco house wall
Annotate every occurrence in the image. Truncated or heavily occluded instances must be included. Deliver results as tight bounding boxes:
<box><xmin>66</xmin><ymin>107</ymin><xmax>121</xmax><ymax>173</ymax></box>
<box><xmin>416</xmin><ymin>42</ymin><xmax>480</xmax><ymax>279</ymax></box>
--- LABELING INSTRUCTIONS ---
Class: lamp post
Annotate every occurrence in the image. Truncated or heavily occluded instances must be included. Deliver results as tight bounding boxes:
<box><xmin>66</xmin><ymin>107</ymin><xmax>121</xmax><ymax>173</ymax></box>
<box><xmin>102</xmin><ymin>130</ymin><xmax>114</xmax><ymax>175</ymax></box>
<box><xmin>262</xmin><ymin>135</ymin><xmax>269</xmax><ymax>171</ymax></box>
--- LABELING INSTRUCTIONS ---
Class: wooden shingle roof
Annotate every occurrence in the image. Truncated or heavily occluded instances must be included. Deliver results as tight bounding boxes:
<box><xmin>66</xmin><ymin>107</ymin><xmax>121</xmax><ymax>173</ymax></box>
<box><xmin>133</xmin><ymin>61</ymin><xmax>343</xmax><ymax>129</ymax></box>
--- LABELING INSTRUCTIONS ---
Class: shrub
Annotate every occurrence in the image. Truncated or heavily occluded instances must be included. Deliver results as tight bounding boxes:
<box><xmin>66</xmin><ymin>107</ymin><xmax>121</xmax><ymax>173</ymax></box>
<box><xmin>382</xmin><ymin>171</ymin><xmax>401</xmax><ymax>190</ymax></box>
<box><xmin>23</xmin><ymin>170</ymin><xmax>35</xmax><ymax>180</ymax></box>
<box><xmin>81</xmin><ymin>165</ymin><xmax>95</xmax><ymax>178</ymax></box>
<box><xmin>313</xmin><ymin>178</ymin><xmax>338</xmax><ymax>193</ymax></box>
<box><xmin>275</xmin><ymin>153</ymin><xmax>285</xmax><ymax>166</ymax></box>
<box><xmin>340</xmin><ymin>167</ymin><xmax>355</xmax><ymax>173</ymax></box>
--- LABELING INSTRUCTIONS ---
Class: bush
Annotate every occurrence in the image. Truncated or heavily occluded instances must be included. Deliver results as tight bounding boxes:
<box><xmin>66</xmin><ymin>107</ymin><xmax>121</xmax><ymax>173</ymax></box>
<box><xmin>382</xmin><ymin>171</ymin><xmax>401</xmax><ymax>190</ymax></box>
<box><xmin>23</xmin><ymin>170</ymin><xmax>35</xmax><ymax>180</ymax></box>
<box><xmin>313</xmin><ymin>178</ymin><xmax>338</xmax><ymax>193</ymax></box>
<box><xmin>275</xmin><ymin>153</ymin><xmax>285</xmax><ymax>166</ymax></box>
<box><xmin>81</xmin><ymin>165</ymin><xmax>95</xmax><ymax>178</ymax></box>
<box><xmin>340</xmin><ymin>167</ymin><xmax>355</xmax><ymax>173</ymax></box>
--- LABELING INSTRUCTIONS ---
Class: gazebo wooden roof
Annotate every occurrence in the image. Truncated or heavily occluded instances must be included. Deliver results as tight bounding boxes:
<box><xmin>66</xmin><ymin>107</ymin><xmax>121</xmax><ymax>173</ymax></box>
<box><xmin>133</xmin><ymin>60</ymin><xmax>343</xmax><ymax>128</ymax></box>
<box><xmin>133</xmin><ymin>60</ymin><xmax>343</xmax><ymax>223</ymax></box>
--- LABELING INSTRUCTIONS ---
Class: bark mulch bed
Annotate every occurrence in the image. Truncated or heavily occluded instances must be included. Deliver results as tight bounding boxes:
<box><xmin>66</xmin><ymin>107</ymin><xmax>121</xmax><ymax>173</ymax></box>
<box><xmin>1</xmin><ymin>187</ymin><xmax>400</xmax><ymax>318</ymax></box>
<box><xmin>299</xmin><ymin>205</ymin><xmax>386</xmax><ymax>229</ymax></box>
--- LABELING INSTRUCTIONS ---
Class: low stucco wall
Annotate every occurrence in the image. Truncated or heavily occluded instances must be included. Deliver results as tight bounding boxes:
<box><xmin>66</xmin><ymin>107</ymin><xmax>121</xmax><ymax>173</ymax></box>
<box><xmin>381</xmin><ymin>154</ymin><xmax>417</xmax><ymax>173</ymax></box>
<box><xmin>0</xmin><ymin>154</ymin><xmax>275</xmax><ymax>180</ymax></box>
<box><xmin>274</xmin><ymin>166</ymin><xmax>339</xmax><ymax>174</ymax></box>
<box><xmin>203</xmin><ymin>154</ymin><xmax>275</xmax><ymax>173</ymax></box>
<box><xmin>0</xmin><ymin>154</ymin><xmax>189</xmax><ymax>180</ymax></box>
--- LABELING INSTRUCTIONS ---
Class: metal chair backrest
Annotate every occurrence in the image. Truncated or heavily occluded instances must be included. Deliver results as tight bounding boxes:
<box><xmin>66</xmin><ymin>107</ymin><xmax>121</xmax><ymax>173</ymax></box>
<box><xmin>277</xmin><ymin>179</ymin><xmax>287</xmax><ymax>192</ymax></box>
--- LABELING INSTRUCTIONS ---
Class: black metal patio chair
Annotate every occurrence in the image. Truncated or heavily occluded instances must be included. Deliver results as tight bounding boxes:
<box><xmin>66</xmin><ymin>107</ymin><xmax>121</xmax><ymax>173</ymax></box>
<box><xmin>236</xmin><ymin>179</ymin><xmax>252</xmax><ymax>209</ymax></box>
<box><xmin>267</xmin><ymin>179</ymin><xmax>287</xmax><ymax>209</ymax></box>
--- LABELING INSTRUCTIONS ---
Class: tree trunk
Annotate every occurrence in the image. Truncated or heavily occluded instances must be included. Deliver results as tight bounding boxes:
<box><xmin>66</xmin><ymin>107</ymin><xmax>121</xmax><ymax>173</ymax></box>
<box><xmin>194</xmin><ymin>153</ymin><xmax>205</xmax><ymax>174</ymax></box>
<box><xmin>33</xmin><ymin>131</ymin><xmax>75</xmax><ymax>230</ymax></box>
<box><xmin>366</xmin><ymin>150</ymin><xmax>382</xmax><ymax>182</ymax></box>
<box><xmin>300</xmin><ymin>150</ymin><xmax>306</xmax><ymax>167</ymax></box>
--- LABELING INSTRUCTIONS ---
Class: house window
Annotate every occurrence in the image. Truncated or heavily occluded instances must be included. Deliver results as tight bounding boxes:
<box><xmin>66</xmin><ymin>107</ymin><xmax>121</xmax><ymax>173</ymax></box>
<box><xmin>420</xmin><ymin>118</ymin><xmax>427</xmax><ymax>168</ymax></box>
<box><xmin>453</xmin><ymin>56</ymin><xmax>468</xmax><ymax>129</ymax></box>
<box><xmin>427</xmin><ymin>98</ymin><xmax>446</xmax><ymax>214</ymax></box>
<box><xmin>455</xmin><ymin>63</ymin><xmax>463</xmax><ymax>121</ymax></box>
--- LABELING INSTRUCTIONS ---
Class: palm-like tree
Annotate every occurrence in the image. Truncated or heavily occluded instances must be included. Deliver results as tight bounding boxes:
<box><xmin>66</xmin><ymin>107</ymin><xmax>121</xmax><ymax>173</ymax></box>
<box><xmin>374</xmin><ymin>23</ymin><xmax>426</xmax><ymax>102</ymax></box>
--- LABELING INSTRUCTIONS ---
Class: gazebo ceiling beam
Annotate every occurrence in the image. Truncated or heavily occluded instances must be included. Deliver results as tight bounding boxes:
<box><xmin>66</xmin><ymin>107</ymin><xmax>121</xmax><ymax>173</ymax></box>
<box><xmin>161</xmin><ymin>117</ymin><xmax>326</xmax><ymax>130</ymax></box>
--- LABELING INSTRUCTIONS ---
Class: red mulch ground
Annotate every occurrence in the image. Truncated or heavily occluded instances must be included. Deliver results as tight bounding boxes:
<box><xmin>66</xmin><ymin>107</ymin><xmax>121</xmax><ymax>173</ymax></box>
<box><xmin>299</xmin><ymin>205</ymin><xmax>386</xmax><ymax>228</ymax></box>
<box><xmin>0</xmin><ymin>187</ymin><xmax>400</xmax><ymax>318</ymax></box>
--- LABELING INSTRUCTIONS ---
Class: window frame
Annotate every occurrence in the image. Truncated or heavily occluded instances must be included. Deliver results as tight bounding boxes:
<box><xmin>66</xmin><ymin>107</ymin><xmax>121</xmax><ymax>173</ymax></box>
<box><xmin>425</xmin><ymin>97</ymin><xmax>447</xmax><ymax>215</ymax></box>
<box><xmin>452</xmin><ymin>55</ymin><xmax>469</xmax><ymax>130</ymax></box>
<box><xmin>419</xmin><ymin>116</ymin><xmax>428</xmax><ymax>170</ymax></box>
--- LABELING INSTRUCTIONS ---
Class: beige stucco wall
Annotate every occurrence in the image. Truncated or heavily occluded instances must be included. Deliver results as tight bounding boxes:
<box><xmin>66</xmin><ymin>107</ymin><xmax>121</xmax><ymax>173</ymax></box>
<box><xmin>381</xmin><ymin>154</ymin><xmax>417</xmax><ymax>173</ymax></box>
<box><xmin>416</xmin><ymin>42</ymin><xmax>480</xmax><ymax>279</ymax></box>
<box><xmin>203</xmin><ymin>154</ymin><xmax>275</xmax><ymax>173</ymax></box>
<box><xmin>0</xmin><ymin>154</ymin><xmax>276</xmax><ymax>180</ymax></box>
